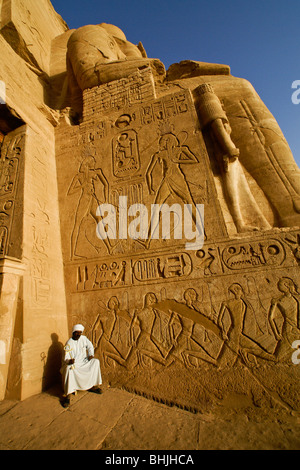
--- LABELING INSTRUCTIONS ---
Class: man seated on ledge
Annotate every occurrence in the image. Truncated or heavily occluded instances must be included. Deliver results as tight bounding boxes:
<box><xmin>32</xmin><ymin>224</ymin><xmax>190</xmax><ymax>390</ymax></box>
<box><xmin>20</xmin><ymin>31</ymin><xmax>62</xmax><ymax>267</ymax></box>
<box><xmin>61</xmin><ymin>324</ymin><xmax>102</xmax><ymax>408</ymax></box>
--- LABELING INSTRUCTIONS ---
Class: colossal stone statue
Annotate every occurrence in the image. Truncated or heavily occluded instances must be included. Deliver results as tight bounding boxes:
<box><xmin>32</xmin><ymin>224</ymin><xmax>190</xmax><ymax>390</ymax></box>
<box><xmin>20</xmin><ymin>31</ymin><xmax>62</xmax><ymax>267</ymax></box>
<box><xmin>66</xmin><ymin>23</ymin><xmax>165</xmax><ymax>117</ymax></box>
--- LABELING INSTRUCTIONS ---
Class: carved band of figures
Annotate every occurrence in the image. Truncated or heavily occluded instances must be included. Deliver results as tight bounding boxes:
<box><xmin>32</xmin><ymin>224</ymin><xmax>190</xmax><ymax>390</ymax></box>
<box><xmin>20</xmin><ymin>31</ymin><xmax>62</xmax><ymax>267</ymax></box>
<box><xmin>86</xmin><ymin>275</ymin><xmax>300</xmax><ymax>370</ymax></box>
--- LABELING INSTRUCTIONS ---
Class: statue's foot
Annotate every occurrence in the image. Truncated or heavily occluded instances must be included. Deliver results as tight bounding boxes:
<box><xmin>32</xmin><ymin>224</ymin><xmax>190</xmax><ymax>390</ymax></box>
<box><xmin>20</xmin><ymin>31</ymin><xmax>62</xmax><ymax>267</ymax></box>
<box><xmin>236</xmin><ymin>223</ymin><xmax>259</xmax><ymax>233</ymax></box>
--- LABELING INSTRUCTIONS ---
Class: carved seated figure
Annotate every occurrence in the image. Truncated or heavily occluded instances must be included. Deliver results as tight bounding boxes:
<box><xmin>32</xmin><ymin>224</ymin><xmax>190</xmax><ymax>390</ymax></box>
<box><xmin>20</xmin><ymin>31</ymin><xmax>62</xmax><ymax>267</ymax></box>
<box><xmin>66</xmin><ymin>23</ymin><xmax>165</xmax><ymax>116</ymax></box>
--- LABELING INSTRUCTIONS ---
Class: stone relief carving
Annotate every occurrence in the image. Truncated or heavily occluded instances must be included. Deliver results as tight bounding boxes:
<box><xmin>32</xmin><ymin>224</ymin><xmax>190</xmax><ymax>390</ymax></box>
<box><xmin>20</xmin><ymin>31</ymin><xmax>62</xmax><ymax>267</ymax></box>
<box><xmin>92</xmin><ymin>295</ymin><xmax>137</xmax><ymax>368</ymax></box>
<box><xmin>144</xmin><ymin>131</ymin><xmax>204</xmax><ymax>248</ymax></box>
<box><xmin>0</xmin><ymin>130</ymin><xmax>25</xmax><ymax>257</ymax></box>
<box><xmin>282</xmin><ymin>232</ymin><xmax>300</xmax><ymax>264</ymax></box>
<box><xmin>61</xmin><ymin>89</ymin><xmax>214</xmax><ymax>260</ymax></box>
<box><xmin>195</xmin><ymin>247</ymin><xmax>220</xmax><ymax>276</ymax></box>
<box><xmin>85</xmin><ymin>275</ymin><xmax>299</xmax><ymax>373</ymax></box>
<box><xmin>221</xmin><ymin>240</ymin><xmax>285</xmax><ymax>271</ymax></box>
<box><xmin>269</xmin><ymin>277</ymin><xmax>300</xmax><ymax>361</ymax></box>
<box><xmin>133</xmin><ymin>253</ymin><xmax>192</xmax><ymax>282</ymax></box>
<box><xmin>29</xmin><ymin>145</ymin><xmax>52</xmax><ymax>308</ymax></box>
<box><xmin>112</xmin><ymin>130</ymin><xmax>140</xmax><ymax>177</ymax></box>
<box><xmin>145</xmin><ymin>132</ymin><xmax>198</xmax><ymax>202</ymax></box>
<box><xmin>75</xmin><ymin>259</ymin><xmax>128</xmax><ymax>292</ymax></box>
<box><xmin>67</xmin><ymin>148</ymin><xmax>109</xmax><ymax>258</ymax></box>
<box><xmin>83</xmin><ymin>67</ymin><xmax>156</xmax><ymax>121</ymax></box>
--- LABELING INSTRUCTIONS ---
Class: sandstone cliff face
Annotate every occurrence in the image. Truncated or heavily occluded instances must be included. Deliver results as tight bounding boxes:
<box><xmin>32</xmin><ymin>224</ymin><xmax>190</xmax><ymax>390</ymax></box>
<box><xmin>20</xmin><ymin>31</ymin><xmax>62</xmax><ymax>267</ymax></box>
<box><xmin>0</xmin><ymin>0</ymin><xmax>68</xmax><ymax>400</ymax></box>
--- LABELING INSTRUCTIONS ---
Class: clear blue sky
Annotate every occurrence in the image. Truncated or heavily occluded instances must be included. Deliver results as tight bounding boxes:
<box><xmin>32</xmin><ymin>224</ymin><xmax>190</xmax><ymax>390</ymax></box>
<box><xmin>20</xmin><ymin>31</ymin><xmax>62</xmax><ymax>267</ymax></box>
<box><xmin>51</xmin><ymin>0</ymin><xmax>300</xmax><ymax>167</ymax></box>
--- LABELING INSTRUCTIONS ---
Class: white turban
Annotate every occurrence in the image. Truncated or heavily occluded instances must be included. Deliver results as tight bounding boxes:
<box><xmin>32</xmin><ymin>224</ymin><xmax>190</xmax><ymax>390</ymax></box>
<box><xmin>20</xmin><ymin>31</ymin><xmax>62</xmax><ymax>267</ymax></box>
<box><xmin>72</xmin><ymin>324</ymin><xmax>85</xmax><ymax>333</ymax></box>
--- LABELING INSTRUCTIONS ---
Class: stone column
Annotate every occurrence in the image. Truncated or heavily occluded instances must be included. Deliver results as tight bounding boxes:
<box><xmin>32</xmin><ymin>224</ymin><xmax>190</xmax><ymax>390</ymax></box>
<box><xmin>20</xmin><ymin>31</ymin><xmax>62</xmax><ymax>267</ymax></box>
<box><xmin>0</xmin><ymin>256</ymin><xmax>26</xmax><ymax>401</ymax></box>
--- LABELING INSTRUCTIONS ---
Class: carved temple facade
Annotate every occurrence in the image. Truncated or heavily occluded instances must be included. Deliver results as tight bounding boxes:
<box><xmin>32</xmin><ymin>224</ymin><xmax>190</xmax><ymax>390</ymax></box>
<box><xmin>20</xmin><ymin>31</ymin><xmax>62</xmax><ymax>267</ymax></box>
<box><xmin>0</xmin><ymin>0</ymin><xmax>300</xmax><ymax>412</ymax></box>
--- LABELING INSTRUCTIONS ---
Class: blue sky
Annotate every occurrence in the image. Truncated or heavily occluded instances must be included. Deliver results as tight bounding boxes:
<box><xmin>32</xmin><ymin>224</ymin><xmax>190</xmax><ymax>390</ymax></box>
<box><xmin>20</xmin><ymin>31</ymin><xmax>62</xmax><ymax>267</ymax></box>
<box><xmin>51</xmin><ymin>0</ymin><xmax>300</xmax><ymax>167</ymax></box>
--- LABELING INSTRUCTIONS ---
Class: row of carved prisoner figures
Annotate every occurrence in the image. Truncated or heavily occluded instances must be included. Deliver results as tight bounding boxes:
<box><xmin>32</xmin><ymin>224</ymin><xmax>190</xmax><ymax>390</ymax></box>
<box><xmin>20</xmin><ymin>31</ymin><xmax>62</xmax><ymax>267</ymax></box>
<box><xmin>86</xmin><ymin>276</ymin><xmax>300</xmax><ymax>370</ymax></box>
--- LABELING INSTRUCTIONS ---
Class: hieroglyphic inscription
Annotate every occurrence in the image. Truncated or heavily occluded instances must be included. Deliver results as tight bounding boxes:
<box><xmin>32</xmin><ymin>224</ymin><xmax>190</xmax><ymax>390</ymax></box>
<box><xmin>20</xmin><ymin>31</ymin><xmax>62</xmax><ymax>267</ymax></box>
<box><xmin>112</xmin><ymin>130</ymin><xmax>140</xmax><ymax>177</ymax></box>
<box><xmin>74</xmin><ymin>259</ymin><xmax>129</xmax><ymax>292</ymax></box>
<box><xmin>60</xmin><ymin>87</ymin><xmax>211</xmax><ymax>260</ymax></box>
<box><xmin>0</xmin><ymin>130</ymin><xmax>24</xmax><ymax>256</ymax></box>
<box><xmin>29</xmin><ymin>147</ymin><xmax>52</xmax><ymax>308</ymax></box>
<box><xmin>196</xmin><ymin>247</ymin><xmax>221</xmax><ymax>276</ymax></box>
<box><xmin>221</xmin><ymin>240</ymin><xmax>285</xmax><ymax>271</ymax></box>
<box><xmin>72</xmin><ymin>252</ymin><xmax>193</xmax><ymax>292</ymax></box>
<box><xmin>140</xmin><ymin>92</ymin><xmax>189</xmax><ymax>126</ymax></box>
<box><xmin>195</xmin><ymin>236</ymin><xmax>296</xmax><ymax>277</ymax></box>
<box><xmin>133</xmin><ymin>253</ymin><xmax>192</xmax><ymax>282</ymax></box>
<box><xmin>110</xmin><ymin>180</ymin><xmax>143</xmax><ymax>207</ymax></box>
<box><xmin>83</xmin><ymin>67</ymin><xmax>156</xmax><ymax>120</ymax></box>
<box><xmin>283</xmin><ymin>232</ymin><xmax>300</xmax><ymax>264</ymax></box>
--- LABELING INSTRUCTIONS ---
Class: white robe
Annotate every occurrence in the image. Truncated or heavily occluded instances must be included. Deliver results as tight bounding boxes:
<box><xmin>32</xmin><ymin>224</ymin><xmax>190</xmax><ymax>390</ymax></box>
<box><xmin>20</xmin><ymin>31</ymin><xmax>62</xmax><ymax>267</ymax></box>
<box><xmin>61</xmin><ymin>335</ymin><xmax>102</xmax><ymax>395</ymax></box>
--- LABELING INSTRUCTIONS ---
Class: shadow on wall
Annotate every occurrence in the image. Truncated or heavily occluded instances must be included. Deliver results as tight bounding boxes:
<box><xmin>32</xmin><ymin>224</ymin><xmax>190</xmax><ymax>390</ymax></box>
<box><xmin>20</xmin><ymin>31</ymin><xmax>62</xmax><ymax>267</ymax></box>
<box><xmin>42</xmin><ymin>333</ymin><xmax>64</xmax><ymax>393</ymax></box>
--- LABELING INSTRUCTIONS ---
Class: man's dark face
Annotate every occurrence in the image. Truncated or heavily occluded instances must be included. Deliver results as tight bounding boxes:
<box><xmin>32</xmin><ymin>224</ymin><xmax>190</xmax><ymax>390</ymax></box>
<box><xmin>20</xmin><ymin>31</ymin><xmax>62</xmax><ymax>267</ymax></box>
<box><xmin>72</xmin><ymin>331</ymin><xmax>83</xmax><ymax>341</ymax></box>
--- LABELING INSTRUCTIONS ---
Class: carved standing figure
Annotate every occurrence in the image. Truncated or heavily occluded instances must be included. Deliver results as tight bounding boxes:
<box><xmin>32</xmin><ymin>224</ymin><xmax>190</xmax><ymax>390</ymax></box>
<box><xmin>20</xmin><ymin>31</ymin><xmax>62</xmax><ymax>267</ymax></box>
<box><xmin>145</xmin><ymin>132</ymin><xmax>204</xmax><ymax>246</ymax></box>
<box><xmin>195</xmin><ymin>83</ymin><xmax>271</xmax><ymax>233</ymax></box>
<box><xmin>68</xmin><ymin>151</ymin><xmax>109</xmax><ymax>258</ymax></box>
<box><xmin>218</xmin><ymin>283</ymin><xmax>275</xmax><ymax>366</ymax></box>
<box><xmin>269</xmin><ymin>277</ymin><xmax>300</xmax><ymax>361</ymax></box>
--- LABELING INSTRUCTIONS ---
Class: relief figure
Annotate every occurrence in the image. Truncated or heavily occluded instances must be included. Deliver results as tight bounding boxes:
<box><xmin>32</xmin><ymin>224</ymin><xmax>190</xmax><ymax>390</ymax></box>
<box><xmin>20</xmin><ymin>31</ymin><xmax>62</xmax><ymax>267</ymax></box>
<box><xmin>218</xmin><ymin>283</ymin><xmax>276</xmax><ymax>366</ymax></box>
<box><xmin>153</xmin><ymin>289</ymin><xmax>224</xmax><ymax>367</ymax></box>
<box><xmin>68</xmin><ymin>151</ymin><xmax>109</xmax><ymax>258</ymax></box>
<box><xmin>195</xmin><ymin>83</ymin><xmax>271</xmax><ymax>233</ymax></box>
<box><xmin>113</xmin><ymin>130</ymin><xmax>140</xmax><ymax>177</ymax></box>
<box><xmin>146</xmin><ymin>133</ymin><xmax>198</xmax><ymax>204</ymax></box>
<box><xmin>145</xmin><ymin>132</ymin><xmax>204</xmax><ymax>247</ymax></box>
<box><xmin>178</xmin><ymin>288</ymin><xmax>224</xmax><ymax>367</ymax></box>
<box><xmin>134</xmin><ymin>292</ymin><xmax>178</xmax><ymax>367</ymax></box>
<box><xmin>238</xmin><ymin>99</ymin><xmax>300</xmax><ymax>227</ymax></box>
<box><xmin>269</xmin><ymin>277</ymin><xmax>300</xmax><ymax>362</ymax></box>
<box><xmin>93</xmin><ymin>296</ymin><xmax>138</xmax><ymax>368</ymax></box>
